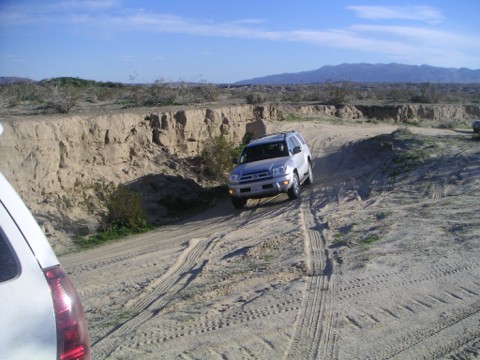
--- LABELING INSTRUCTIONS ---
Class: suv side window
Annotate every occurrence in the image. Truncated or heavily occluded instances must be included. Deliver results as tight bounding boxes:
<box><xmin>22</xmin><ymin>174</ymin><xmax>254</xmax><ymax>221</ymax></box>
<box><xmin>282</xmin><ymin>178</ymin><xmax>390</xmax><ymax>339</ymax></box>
<box><xmin>0</xmin><ymin>230</ymin><xmax>19</xmax><ymax>282</ymax></box>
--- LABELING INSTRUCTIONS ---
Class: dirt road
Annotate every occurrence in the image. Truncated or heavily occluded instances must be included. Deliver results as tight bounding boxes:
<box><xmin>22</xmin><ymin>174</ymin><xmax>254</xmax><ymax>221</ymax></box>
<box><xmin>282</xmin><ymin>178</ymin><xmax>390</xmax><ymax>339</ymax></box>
<box><xmin>61</xmin><ymin>121</ymin><xmax>480</xmax><ymax>359</ymax></box>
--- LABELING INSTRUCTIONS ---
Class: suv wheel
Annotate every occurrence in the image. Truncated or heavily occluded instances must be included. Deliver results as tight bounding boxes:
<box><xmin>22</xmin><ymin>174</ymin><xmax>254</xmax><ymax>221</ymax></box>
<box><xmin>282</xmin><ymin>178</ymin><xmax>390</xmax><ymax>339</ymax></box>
<box><xmin>305</xmin><ymin>161</ymin><xmax>313</xmax><ymax>185</ymax></box>
<box><xmin>231</xmin><ymin>197</ymin><xmax>247</xmax><ymax>209</ymax></box>
<box><xmin>288</xmin><ymin>172</ymin><xmax>301</xmax><ymax>200</ymax></box>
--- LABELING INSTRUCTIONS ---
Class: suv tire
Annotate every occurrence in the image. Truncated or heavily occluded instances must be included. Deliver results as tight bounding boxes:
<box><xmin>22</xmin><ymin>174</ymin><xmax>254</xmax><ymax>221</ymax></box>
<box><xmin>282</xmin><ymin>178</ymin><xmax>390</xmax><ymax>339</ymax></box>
<box><xmin>231</xmin><ymin>197</ymin><xmax>247</xmax><ymax>209</ymax></box>
<box><xmin>305</xmin><ymin>161</ymin><xmax>313</xmax><ymax>185</ymax></box>
<box><xmin>288</xmin><ymin>172</ymin><xmax>301</xmax><ymax>200</ymax></box>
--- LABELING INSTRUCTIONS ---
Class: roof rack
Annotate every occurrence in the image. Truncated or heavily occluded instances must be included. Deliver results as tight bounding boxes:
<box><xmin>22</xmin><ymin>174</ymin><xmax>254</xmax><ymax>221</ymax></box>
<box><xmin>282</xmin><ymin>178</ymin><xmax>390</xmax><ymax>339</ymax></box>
<box><xmin>257</xmin><ymin>130</ymin><xmax>294</xmax><ymax>140</ymax></box>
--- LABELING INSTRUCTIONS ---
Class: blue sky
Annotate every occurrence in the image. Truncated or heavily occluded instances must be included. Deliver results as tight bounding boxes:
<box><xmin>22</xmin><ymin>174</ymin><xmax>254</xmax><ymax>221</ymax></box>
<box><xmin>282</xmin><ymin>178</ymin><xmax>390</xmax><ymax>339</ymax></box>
<box><xmin>1</xmin><ymin>0</ymin><xmax>479</xmax><ymax>83</ymax></box>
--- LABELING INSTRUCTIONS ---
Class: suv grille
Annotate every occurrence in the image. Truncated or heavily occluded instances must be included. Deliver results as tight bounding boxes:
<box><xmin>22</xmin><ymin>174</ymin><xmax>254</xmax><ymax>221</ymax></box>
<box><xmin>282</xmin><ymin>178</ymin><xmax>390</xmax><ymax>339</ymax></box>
<box><xmin>240</xmin><ymin>170</ymin><xmax>272</xmax><ymax>183</ymax></box>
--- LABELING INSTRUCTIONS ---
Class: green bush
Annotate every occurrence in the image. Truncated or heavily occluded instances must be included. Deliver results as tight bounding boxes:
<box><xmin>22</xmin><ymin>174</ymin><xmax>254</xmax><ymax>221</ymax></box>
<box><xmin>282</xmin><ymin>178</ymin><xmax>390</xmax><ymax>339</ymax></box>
<box><xmin>106</xmin><ymin>184</ymin><xmax>149</xmax><ymax>231</ymax></box>
<box><xmin>246</xmin><ymin>93</ymin><xmax>266</xmax><ymax>104</ymax></box>
<box><xmin>325</xmin><ymin>81</ymin><xmax>352</xmax><ymax>105</ymax></box>
<box><xmin>73</xmin><ymin>184</ymin><xmax>150</xmax><ymax>249</ymax></box>
<box><xmin>410</xmin><ymin>83</ymin><xmax>439</xmax><ymax>103</ymax></box>
<box><xmin>74</xmin><ymin>225</ymin><xmax>139</xmax><ymax>249</ymax></box>
<box><xmin>242</xmin><ymin>132</ymin><xmax>253</xmax><ymax>145</ymax></box>
<box><xmin>201</xmin><ymin>135</ymin><xmax>236</xmax><ymax>180</ymax></box>
<box><xmin>390</xmin><ymin>132</ymin><xmax>434</xmax><ymax>176</ymax></box>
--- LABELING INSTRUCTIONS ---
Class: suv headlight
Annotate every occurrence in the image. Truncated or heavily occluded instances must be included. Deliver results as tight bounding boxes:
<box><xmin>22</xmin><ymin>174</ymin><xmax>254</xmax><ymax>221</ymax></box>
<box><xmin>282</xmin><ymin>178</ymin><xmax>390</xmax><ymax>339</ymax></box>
<box><xmin>272</xmin><ymin>165</ymin><xmax>288</xmax><ymax>177</ymax></box>
<box><xmin>229</xmin><ymin>174</ymin><xmax>240</xmax><ymax>183</ymax></box>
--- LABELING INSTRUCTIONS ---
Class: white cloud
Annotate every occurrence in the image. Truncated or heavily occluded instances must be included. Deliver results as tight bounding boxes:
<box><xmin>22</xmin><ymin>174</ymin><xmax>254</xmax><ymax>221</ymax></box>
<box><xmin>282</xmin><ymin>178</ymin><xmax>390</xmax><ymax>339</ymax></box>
<box><xmin>0</xmin><ymin>9</ymin><xmax>31</xmax><ymax>25</ymax></box>
<box><xmin>228</xmin><ymin>18</ymin><xmax>267</xmax><ymax>25</ymax></box>
<box><xmin>51</xmin><ymin>0</ymin><xmax>119</xmax><ymax>11</ymax></box>
<box><xmin>352</xmin><ymin>24</ymin><xmax>473</xmax><ymax>46</ymax></box>
<box><xmin>1</xmin><ymin>54</ymin><xmax>26</xmax><ymax>63</ymax></box>
<box><xmin>347</xmin><ymin>5</ymin><xmax>444</xmax><ymax>25</ymax></box>
<box><xmin>289</xmin><ymin>29</ymin><xmax>414</xmax><ymax>54</ymax></box>
<box><xmin>120</xmin><ymin>55</ymin><xmax>135</xmax><ymax>62</ymax></box>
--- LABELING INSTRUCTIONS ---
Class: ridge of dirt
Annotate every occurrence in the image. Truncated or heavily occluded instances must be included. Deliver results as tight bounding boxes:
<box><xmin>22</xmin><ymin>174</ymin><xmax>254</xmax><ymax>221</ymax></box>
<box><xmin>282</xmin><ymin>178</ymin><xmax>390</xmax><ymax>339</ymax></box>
<box><xmin>59</xmin><ymin>122</ymin><xmax>480</xmax><ymax>359</ymax></box>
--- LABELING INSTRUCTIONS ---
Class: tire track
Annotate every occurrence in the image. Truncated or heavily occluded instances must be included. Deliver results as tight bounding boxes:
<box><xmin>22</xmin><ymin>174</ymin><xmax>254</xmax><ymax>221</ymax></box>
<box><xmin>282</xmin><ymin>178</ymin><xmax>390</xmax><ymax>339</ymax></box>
<box><xmin>98</xmin><ymin>197</ymin><xmax>306</xmax><ymax>358</ymax></box>
<box><xmin>128</xmin><ymin>292</ymin><xmax>304</xmax><ymax>348</ymax></box>
<box><xmin>336</xmin><ymin>259</ymin><xmax>480</xmax><ymax>301</ymax></box>
<box><xmin>63</xmin><ymin>241</ymin><xmax>178</xmax><ymax>276</ymax></box>
<box><xmin>365</xmin><ymin>300</ymin><xmax>480</xmax><ymax>359</ymax></box>
<box><xmin>77</xmin><ymin>273</ymin><xmax>155</xmax><ymax>300</ymax></box>
<box><xmin>84</xmin><ymin>196</ymin><xmax>291</xmax><ymax>359</ymax></box>
<box><xmin>91</xmin><ymin>235</ymin><xmax>216</xmax><ymax>359</ymax></box>
<box><xmin>72</xmin><ymin>248</ymin><xmax>180</xmax><ymax>297</ymax></box>
<box><xmin>284</xmin><ymin>194</ymin><xmax>336</xmax><ymax>359</ymax></box>
<box><xmin>446</xmin><ymin>334</ymin><xmax>480</xmax><ymax>359</ymax></box>
<box><xmin>62</xmin><ymin>208</ymin><xmax>235</xmax><ymax>272</ymax></box>
<box><xmin>341</xmin><ymin>281</ymin><xmax>480</xmax><ymax>332</ymax></box>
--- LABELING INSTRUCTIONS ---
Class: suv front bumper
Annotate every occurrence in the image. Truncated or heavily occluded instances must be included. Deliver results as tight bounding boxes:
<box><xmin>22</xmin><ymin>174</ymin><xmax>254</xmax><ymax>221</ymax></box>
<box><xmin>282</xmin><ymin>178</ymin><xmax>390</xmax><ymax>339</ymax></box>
<box><xmin>228</xmin><ymin>173</ymin><xmax>293</xmax><ymax>198</ymax></box>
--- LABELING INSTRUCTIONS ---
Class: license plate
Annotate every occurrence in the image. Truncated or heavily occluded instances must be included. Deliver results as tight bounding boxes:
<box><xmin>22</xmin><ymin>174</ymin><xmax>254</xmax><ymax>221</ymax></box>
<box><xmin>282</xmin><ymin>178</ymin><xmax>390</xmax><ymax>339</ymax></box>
<box><xmin>251</xmin><ymin>186</ymin><xmax>262</xmax><ymax>193</ymax></box>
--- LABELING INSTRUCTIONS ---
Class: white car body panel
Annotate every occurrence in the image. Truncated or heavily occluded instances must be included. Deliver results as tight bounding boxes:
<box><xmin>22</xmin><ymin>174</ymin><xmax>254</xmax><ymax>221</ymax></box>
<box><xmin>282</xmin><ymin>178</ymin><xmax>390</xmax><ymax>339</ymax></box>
<box><xmin>0</xmin><ymin>171</ymin><xmax>58</xmax><ymax>359</ymax></box>
<box><xmin>0</xmin><ymin>173</ymin><xmax>59</xmax><ymax>268</ymax></box>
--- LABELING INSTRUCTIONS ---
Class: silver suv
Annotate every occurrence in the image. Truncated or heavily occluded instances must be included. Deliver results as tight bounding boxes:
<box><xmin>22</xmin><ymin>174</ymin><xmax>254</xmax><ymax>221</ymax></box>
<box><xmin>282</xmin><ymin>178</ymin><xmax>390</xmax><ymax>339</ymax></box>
<box><xmin>228</xmin><ymin>131</ymin><xmax>313</xmax><ymax>209</ymax></box>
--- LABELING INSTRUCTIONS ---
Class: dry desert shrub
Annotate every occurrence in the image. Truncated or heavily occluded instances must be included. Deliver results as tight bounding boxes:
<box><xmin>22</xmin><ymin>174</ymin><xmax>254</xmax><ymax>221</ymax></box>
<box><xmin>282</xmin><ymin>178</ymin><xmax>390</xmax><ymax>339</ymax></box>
<box><xmin>201</xmin><ymin>135</ymin><xmax>237</xmax><ymax>180</ymax></box>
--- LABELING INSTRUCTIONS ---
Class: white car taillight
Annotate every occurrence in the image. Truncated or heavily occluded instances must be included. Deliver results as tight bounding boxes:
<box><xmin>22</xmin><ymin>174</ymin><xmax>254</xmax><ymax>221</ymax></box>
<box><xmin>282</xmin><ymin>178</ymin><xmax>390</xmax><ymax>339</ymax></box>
<box><xmin>44</xmin><ymin>266</ymin><xmax>90</xmax><ymax>360</ymax></box>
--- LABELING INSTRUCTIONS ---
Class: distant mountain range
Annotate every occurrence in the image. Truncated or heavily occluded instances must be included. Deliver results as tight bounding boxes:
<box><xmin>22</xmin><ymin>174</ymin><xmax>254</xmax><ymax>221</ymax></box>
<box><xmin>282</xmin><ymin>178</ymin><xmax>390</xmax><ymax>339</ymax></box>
<box><xmin>236</xmin><ymin>63</ymin><xmax>480</xmax><ymax>85</ymax></box>
<box><xmin>3</xmin><ymin>64</ymin><xmax>480</xmax><ymax>85</ymax></box>
<box><xmin>0</xmin><ymin>77</ymin><xmax>35</xmax><ymax>85</ymax></box>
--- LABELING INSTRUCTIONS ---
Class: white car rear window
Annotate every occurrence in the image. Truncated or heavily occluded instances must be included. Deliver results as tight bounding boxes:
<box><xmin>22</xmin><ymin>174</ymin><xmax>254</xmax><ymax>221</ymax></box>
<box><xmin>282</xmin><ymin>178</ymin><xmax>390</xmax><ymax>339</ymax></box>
<box><xmin>0</xmin><ymin>230</ymin><xmax>19</xmax><ymax>282</ymax></box>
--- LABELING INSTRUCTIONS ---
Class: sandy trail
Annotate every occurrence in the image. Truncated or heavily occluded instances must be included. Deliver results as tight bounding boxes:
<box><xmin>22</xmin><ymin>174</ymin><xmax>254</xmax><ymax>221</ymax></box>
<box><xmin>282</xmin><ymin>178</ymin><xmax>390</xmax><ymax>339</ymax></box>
<box><xmin>61</xmin><ymin>121</ymin><xmax>480</xmax><ymax>359</ymax></box>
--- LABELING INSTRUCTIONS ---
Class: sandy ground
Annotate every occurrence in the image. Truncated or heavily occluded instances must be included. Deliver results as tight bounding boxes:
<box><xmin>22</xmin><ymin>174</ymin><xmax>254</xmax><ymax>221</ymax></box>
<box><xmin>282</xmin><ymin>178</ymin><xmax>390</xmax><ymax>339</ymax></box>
<box><xmin>60</xmin><ymin>121</ymin><xmax>480</xmax><ymax>359</ymax></box>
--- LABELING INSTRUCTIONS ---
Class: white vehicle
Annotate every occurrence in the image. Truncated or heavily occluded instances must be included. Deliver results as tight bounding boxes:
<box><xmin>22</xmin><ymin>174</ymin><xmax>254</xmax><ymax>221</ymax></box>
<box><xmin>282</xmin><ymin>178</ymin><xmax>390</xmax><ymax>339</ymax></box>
<box><xmin>0</xmin><ymin>123</ymin><xmax>90</xmax><ymax>360</ymax></box>
<box><xmin>228</xmin><ymin>130</ymin><xmax>313</xmax><ymax>209</ymax></box>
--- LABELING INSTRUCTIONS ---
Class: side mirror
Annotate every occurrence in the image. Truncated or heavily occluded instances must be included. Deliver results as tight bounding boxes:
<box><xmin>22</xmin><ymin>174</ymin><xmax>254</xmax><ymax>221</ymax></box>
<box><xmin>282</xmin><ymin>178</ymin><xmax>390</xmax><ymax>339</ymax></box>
<box><xmin>293</xmin><ymin>146</ymin><xmax>301</xmax><ymax>154</ymax></box>
<box><xmin>232</xmin><ymin>157</ymin><xmax>238</xmax><ymax>164</ymax></box>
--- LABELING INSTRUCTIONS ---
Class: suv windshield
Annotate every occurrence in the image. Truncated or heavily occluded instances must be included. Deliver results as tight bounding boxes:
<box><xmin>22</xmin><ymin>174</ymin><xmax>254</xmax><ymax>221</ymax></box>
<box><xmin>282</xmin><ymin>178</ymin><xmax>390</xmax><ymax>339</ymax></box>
<box><xmin>239</xmin><ymin>141</ymin><xmax>288</xmax><ymax>164</ymax></box>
